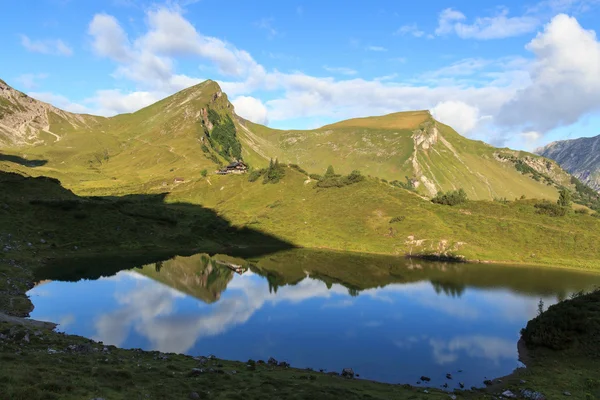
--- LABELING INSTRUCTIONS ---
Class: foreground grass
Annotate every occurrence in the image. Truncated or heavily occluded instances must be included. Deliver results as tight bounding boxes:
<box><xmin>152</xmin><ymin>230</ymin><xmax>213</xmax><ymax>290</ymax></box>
<box><xmin>0</xmin><ymin>322</ymin><xmax>461</xmax><ymax>400</ymax></box>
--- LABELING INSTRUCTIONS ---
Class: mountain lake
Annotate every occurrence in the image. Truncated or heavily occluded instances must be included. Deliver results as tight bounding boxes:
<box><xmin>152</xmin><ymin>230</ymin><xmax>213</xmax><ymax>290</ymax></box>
<box><xmin>27</xmin><ymin>249</ymin><xmax>600</xmax><ymax>391</ymax></box>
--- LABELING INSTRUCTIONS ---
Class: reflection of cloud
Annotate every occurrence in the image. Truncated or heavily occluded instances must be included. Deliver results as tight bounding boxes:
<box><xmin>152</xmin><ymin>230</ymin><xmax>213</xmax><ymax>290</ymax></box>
<box><xmin>94</xmin><ymin>272</ymin><xmax>351</xmax><ymax>353</ymax></box>
<box><xmin>58</xmin><ymin>314</ymin><xmax>75</xmax><ymax>329</ymax></box>
<box><xmin>93</xmin><ymin>273</ymin><xmax>492</xmax><ymax>354</ymax></box>
<box><xmin>429</xmin><ymin>335</ymin><xmax>516</xmax><ymax>365</ymax></box>
<box><xmin>365</xmin><ymin>320</ymin><xmax>383</xmax><ymax>328</ymax></box>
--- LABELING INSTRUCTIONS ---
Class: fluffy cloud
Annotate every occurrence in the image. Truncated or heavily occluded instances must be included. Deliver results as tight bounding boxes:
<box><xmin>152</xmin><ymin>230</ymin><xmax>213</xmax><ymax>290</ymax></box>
<box><xmin>231</xmin><ymin>96</ymin><xmax>269</xmax><ymax>124</ymax></box>
<box><xmin>435</xmin><ymin>8</ymin><xmax>539</xmax><ymax>39</ymax></box>
<box><xmin>20</xmin><ymin>35</ymin><xmax>73</xmax><ymax>56</ymax></box>
<box><xmin>28</xmin><ymin>92</ymin><xmax>90</xmax><ymax>114</ymax></box>
<box><xmin>89</xmin><ymin>89</ymin><xmax>162</xmax><ymax>115</ymax></box>
<box><xmin>431</xmin><ymin>101</ymin><xmax>484</xmax><ymax>135</ymax></box>
<box><xmin>74</xmin><ymin>7</ymin><xmax>600</xmax><ymax>146</ymax></box>
<box><xmin>497</xmin><ymin>14</ymin><xmax>600</xmax><ymax>132</ymax></box>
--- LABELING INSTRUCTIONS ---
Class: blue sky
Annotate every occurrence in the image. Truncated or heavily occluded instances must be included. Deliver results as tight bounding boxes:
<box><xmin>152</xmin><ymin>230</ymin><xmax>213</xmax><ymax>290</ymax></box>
<box><xmin>1</xmin><ymin>0</ymin><xmax>600</xmax><ymax>150</ymax></box>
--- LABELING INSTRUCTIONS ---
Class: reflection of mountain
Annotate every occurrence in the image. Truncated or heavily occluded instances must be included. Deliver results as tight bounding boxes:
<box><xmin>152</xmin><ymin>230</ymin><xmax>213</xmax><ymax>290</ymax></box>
<box><xmin>246</xmin><ymin>249</ymin><xmax>600</xmax><ymax>299</ymax></box>
<box><xmin>138</xmin><ymin>254</ymin><xmax>239</xmax><ymax>304</ymax></box>
<box><xmin>131</xmin><ymin>249</ymin><xmax>600</xmax><ymax>305</ymax></box>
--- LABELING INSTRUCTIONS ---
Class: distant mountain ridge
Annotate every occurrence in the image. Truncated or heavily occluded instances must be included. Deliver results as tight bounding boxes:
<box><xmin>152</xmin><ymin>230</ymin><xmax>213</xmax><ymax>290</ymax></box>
<box><xmin>536</xmin><ymin>135</ymin><xmax>600</xmax><ymax>192</ymax></box>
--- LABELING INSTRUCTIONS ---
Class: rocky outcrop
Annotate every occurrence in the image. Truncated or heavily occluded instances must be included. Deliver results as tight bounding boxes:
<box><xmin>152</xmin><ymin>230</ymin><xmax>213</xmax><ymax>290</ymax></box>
<box><xmin>0</xmin><ymin>79</ymin><xmax>98</xmax><ymax>146</ymax></box>
<box><xmin>536</xmin><ymin>135</ymin><xmax>600</xmax><ymax>192</ymax></box>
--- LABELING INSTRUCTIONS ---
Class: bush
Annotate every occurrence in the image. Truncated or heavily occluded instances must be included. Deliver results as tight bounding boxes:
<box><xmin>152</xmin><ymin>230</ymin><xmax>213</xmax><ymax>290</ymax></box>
<box><xmin>534</xmin><ymin>201</ymin><xmax>568</xmax><ymax>217</ymax></box>
<box><xmin>521</xmin><ymin>289</ymin><xmax>600</xmax><ymax>355</ymax></box>
<box><xmin>201</xmin><ymin>169</ymin><xmax>208</xmax><ymax>177</ymax></box>
<box><xmin>315</xmin><ymin>169</ymin><xmax>364</xmax><ymax>189</ymax></box>
<box><xmin>575</xmin><ymin>208</ymin><xmax>589</xmax><ymax>215</ymax></box>
<box><xmin>558</xmin><ymin>188</ymin><xmax>572</xmax><ymax>208</ymax></box>
<box><xmin>432</xmin><ymin>189</ymin><xmax>468</xmax><ymax>206</ymax></box>
<box><xmin>309</xmin><ymin>174</ymin><xmax>322</xmax><ymax>181</ymax></box>
<box><xmin>391</xmin><ymin>177</ymin><xmax>417</xmax><ymax>191</ymax></box>
<box><xmin>288</xmin><ymin>164</ymin><xmax>308</xmax><ymax>175</ymax></box>
<box><xmin>263</xmin><ymin>159</ymin><xmax>286</xmax><ymax>184</ymax></box>
<box><xmin>389</xmin><ymin>216</ymin><xmax>405</xmax><ymax>224</ymax></box>
<box><xmin>248</xmin><ymin>169</ymin><xmax>265</xmax><ymax>182</ymax></box>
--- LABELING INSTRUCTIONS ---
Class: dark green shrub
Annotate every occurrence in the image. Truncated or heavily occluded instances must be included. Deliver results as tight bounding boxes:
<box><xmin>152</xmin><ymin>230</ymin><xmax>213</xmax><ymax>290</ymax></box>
<box><xmin>201</xmin><ymin>169</ymin><xmax>208</xmax><ymax>177</ymax></box>
<box><xmin>309</xmin><ymin>174</ymin><xmax>322</xmax><ymax>181</ymax></box>
<box><xmin>315</xmin><ymin>167</ymin><xmax>364</xmax><ymax>189</ymax></box>
<box><xmin>558</xmin><ymin>188</ymin><xmax>572</xmax><ymax>208</ymax></box>
<box><xmin>432</xmin><ymin>189</ymin><xmax>468</xmax><ymax>206</ymax></box>
<box><xmin>575</xmin><ymin>208</ymin><xmax>589</xmax><ymax>215</ymax></box>
<box><xmin>248</xmin><ymin>169</ymin><xmax>265</xmax><ymax>182</ymax></box>
<box><xmin>534</xmin><ymin>201</ymin><xmax>568</xmax><ymax>217</ymax></box>
<box><xmin>263</xmin><ymin>159</ymin><xmax>286</xmax><ymax>184</ymax></box>
<box><xmin>521</xmin><ymin>289</ymin><xmax>600</xmax><ymax>354</ymax></box>
<box><xmin>288</xmin><ymin>164</ymin><xmax>308</xmax><ymax>175</ymax></box>
<box><xmin>389</xmin><ymin>216</ymin><xmax>405</xmax><ymax>224</ymax></box>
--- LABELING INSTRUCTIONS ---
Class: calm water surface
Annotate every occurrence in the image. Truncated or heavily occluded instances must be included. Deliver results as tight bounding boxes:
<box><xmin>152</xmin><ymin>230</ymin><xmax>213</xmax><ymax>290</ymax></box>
<box><xmin>28</xmin><ymin>250</ymin><xmax>600</xmax><ymax>390</ymax></box>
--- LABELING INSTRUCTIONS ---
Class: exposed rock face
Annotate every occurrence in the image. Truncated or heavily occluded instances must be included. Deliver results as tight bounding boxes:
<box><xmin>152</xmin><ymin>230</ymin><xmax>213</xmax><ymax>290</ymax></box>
<box><xmin>536</xmin><ymin>135</ymin><xmax>600</xmax><ymax>192</ymax></box>
<box><xmin>0</xmin><ymin>79</ymin><xmax>97</xmax><ymax>146</ymax></box>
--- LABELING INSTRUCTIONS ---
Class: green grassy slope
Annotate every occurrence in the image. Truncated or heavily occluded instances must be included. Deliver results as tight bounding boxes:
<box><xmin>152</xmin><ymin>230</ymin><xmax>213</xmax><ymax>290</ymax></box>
<box><xmin>236</xmin><ymin>114</ymin><xmax>571</xmax><ymax>201</ymax></box>
<box><xmin>167</xmin><ymin>167</ymin><xmax>600</xmax><ymax>269</ymax></box>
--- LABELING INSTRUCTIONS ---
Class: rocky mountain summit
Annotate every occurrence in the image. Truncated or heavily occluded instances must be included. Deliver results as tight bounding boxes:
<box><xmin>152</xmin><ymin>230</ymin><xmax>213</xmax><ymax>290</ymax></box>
<box><xmin>536</xmin><ymin>135</ymin><xmax>600</xmax><ymax>192</ymax></box>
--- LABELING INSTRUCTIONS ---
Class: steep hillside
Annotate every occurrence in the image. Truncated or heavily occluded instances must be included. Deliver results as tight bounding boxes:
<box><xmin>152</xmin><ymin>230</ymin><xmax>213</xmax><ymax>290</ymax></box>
<box><xmin>1</xmin><ymin>78</ymin><xmax>582</xmax><ymax>201</ymax></box>
<box><xmin>0</xmin><ymin>79</ymin><xmax>103</xmax><ymax>146</ymax></box>
<box><xmin>236</xmin><ymin>112</ymin><xmax>573</xmax><ymax>201</ymax></box>
<box><xmin>0</xmin><ymin>79</ymin><xmax>240</xmax><ymax>192</ymax></box>
<box><xmin>536</xmin><ymin>135</ymin><xmax>600</xmax><ymax>192</ymax></box>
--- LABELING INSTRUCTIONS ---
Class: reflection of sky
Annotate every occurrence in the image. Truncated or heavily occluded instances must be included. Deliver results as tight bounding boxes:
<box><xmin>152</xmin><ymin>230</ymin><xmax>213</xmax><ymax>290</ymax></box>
<box><xmin>28</xmin><ymin>270</ymin><xmax>564</xmax><ymax>389</ymax></box>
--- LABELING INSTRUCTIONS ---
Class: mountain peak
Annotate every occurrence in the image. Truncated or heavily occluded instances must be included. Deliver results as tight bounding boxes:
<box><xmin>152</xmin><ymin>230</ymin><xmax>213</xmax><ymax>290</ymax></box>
<box><xmin>537</xmin><ymin>135</ymin><xmax>600</xmax><ymax>192</ymax></box>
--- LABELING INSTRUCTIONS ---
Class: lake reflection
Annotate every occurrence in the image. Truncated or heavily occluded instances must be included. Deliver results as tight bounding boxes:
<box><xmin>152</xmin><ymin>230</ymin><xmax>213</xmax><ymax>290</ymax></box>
<box><xmin>28</xmin><ymin>250</ymin><xmax>600</xmax><ymax>390</ymax></box>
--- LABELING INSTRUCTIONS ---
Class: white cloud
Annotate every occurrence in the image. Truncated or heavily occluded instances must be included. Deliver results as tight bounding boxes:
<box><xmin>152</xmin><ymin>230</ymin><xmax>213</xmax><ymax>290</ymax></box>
<box><xmin>88</xmin><ymin>89</ymin><xmax>162</xmax><ymax>115</ymax></box>
<box><xmin>20</xmin><ymin>35</ymin><xmax>73</xmax><ymax>56</ymax></box>
<box><xmin>88</xmin><ymin>14</ymin><xmax>133</xmax><ymax>62</ymax></box>
<box><xmin>435</xmin><ymin>7</ymin><xmax>539</xmax><ymax>39</ymax></box>
<box><xmin>231</xmin><ymin>96</ymin><xmax>269</xmax><ymax>124</ymax></box>
<box><xmin>521</xmin><ymin>131</ymin><xmax>542</xmax><ymax>144</ymax></box>
<box><xmin>365</xmin><ymin>45</ymin><xmax>388</xmax><ymax>52</ymax></box>
<box><xmin>431</xmin><ymin>101</ymin><xmax>485</xmax><ymax>135</ymax></box>
<box><xmin>323</xmin><ymin>66</ymin><xmax>358</xmax><ymax>76</ymax></box>
<box><xmin>28</xmin><ymin>92</ymin><xmax>90</xmax><ymax>114</ymax></box>
<box><xmin>497</xmin><ymin>14</ymin><xmax>600</xmax><ymax>132</ymax></box>
<box><xmin>15</xmin><ymin>73</ymin><xmax>48</xmax><ymax>89</ymax></box>
<box><xmin>395</xmin><ymin>23</ymin><xmax>425</xmax><ymax>37</ymax></box>
<box><xmin>62</xmin><ymin>7</ymin><xmax>598</xmax><ymax>147</ymax></box>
